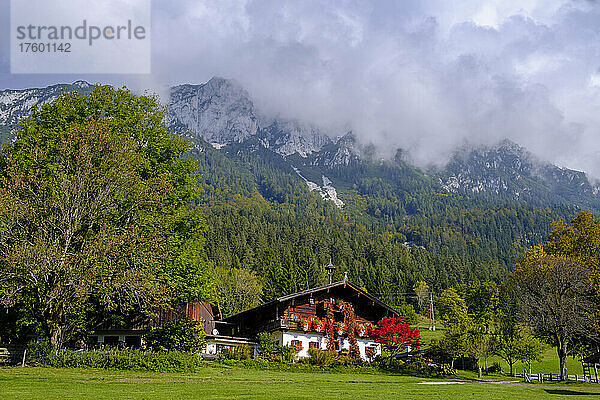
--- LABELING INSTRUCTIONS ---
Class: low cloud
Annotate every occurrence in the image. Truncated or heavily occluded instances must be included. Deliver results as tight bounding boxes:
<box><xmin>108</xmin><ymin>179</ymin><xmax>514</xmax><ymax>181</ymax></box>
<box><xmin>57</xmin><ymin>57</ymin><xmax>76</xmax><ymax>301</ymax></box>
<box><xmin>3</xmin><ymin>0</ymin><xmax>600</xmax><ymax>175</ymax></box>
<box><xmin>145</xmin><ymin>0</ymin><xmax>600</xmax><ymax>174</ymax></box>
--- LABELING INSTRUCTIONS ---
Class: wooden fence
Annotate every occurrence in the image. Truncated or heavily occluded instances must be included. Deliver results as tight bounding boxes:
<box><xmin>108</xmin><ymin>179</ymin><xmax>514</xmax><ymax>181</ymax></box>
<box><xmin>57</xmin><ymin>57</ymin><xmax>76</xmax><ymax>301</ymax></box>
<box><xmin>514</xmin><ymin>371</ymin><xmax>598</xmax><ymax>383</ymax></box>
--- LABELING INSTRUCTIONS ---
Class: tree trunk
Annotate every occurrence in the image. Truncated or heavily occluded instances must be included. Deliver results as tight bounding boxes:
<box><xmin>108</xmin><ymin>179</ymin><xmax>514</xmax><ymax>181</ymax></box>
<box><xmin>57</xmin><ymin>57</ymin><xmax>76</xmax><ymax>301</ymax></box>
<box><xmin>558</xmin><ymin>338</ymin><xmax>568</xmax><ymax>381</ymax></box>
<box><xmin>484</xmin><ymin>357</ymin><xmax>488</xmax><ymax>375</ymax></box>
<box><xmin>47</xmin><ymin>309</ymin><xmax>65</xmax><ymax>348</ymax></box>
<box><xmin>451</xmin><ymin>359</ymin><xmax>454</xmax><ymax>369</ymax></box>
<box><xmin>509</xmin><ymin>360</ymin><xmax>513</xmax><ymax>375</ymax></box>
<box><xmin>478</xmin><ymin>360</ymin><xmax>482</xmax><ymax>378</ymax></box>
<box><xmin>50</xmin><ymin>324</ymin><xmax>62</xmax><ymax>347</ymax></box>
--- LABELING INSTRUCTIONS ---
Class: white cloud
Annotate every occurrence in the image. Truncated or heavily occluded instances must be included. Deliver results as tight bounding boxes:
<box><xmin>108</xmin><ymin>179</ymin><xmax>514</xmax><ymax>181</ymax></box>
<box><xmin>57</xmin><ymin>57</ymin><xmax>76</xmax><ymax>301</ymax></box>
<box><xmin>3</xmin><ymin>0</ymin><xmax>600</xmax><ymax>175</ymax></box>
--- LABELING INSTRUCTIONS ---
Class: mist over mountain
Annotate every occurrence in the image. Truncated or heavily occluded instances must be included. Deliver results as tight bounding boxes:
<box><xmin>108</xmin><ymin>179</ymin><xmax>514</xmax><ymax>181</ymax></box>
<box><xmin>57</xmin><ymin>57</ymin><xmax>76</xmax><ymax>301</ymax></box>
<box><xmin>166</xmin><ymin>77</ymin><xmax>600</xmax><ymax>213</ymax></box>
<box><xmin>2</xmin><ymin>78</ymin><xmax>597</xmax><ymax>299</ymax></box>
<box><xmin>2</xmin><ymin>78</ymin><xmax>600</xmax><ymax>215</ymax></box>
<box><xmin>3</xmin><ymin>2</ymin><xmax>600</xmax><ymax>178</ymax></box>
<box><xmin>167</xmin><ymin>77</ymin><xmax>332</xmax><ymax>157</ymax></box>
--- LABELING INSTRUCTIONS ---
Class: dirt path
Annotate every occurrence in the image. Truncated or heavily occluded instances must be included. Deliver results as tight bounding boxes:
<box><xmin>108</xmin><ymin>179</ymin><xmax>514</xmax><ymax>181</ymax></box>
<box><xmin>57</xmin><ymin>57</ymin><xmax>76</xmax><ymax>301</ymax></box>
<box><xmin>416</xmin><ymin>377</ymin><xmax>600</xmax><ymax>391</ymax></box>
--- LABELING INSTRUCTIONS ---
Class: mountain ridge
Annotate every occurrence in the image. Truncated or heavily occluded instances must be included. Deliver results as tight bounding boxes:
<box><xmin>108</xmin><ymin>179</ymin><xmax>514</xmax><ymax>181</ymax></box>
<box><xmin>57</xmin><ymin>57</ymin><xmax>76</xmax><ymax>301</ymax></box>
<box><xmin>0</xmin><ymin>78</ymin><xmax>592</xmax><ymax>300</ymax></box>
<box><xmin>1</xmin><ymin>78</ymin><xmax>599</xmax><ymax>213</ymax></box>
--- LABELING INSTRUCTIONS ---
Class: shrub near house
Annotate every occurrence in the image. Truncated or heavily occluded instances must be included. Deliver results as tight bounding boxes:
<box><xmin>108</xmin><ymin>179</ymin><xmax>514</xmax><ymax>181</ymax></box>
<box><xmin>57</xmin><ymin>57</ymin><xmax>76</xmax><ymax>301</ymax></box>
<box><xmin>373</xmin><ymin>317</ymin><xmax>423</xmax><ymax>362</ymax></box>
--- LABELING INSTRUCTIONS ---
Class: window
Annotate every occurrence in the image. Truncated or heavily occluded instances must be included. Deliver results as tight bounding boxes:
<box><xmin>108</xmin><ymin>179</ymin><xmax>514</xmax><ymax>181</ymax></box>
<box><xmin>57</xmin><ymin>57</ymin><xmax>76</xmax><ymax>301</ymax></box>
<box><xmin>308</xmin><ymin>341</ymin><xmax>319</xmax><ymax>349</ymax></box>
<box><xmin>365</xmin><ymin>345</ymin><xmax>377</xmax><ymax>359</ymax></box>
<box><xmin>125</xmin><ymin>336</ymin><xmax>141</xmax><ymax>348</ymax></box>
<box><xmin>291</xmin><ymin>339</ymin><xmax>304</xmax><ymax>351</ymax></box>
<box><xmin>216</xmin><ymin>344</ymin><xmax>233</xmax><ymax>354</ymax></box>
<box><xmin>103</xmin><ymin>336</ymin><xmax>119</xmax><ymax>346</ymax></box>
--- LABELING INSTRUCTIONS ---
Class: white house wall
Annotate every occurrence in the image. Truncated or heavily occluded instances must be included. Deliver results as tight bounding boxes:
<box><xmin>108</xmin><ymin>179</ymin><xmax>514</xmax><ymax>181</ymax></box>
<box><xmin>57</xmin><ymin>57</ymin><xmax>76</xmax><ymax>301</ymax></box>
<box><xmin>279</xmin><ymin>331</ymin><xmax>381</xmax><ymax>360</ymax></box>
<box><xmin>203</xmin><ymin>337</ymin><xmax>255</xmax><ymax>356</ymax></box>
<box><xmin>355</xmin><ymin>338</ymin><xmax>381</xmax><ymax>360</ymax></box>
<box><xmin>280</xmin><ymin>331</ymin><xmax>324</xmax><ymax>358</ymax></box>
<box><xmin>204</xmin><ymin>331</ymin><xmax>381</xmax><ymax>361</ymax></box>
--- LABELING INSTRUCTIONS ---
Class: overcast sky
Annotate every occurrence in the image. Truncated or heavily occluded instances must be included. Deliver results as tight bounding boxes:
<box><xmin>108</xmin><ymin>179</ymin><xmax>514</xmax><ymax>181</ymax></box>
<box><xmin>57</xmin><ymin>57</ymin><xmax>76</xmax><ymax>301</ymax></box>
<box><xmin>1</xmin><ymin>1</ymin><xmax>600</xmax><ymax>175</ymax></box>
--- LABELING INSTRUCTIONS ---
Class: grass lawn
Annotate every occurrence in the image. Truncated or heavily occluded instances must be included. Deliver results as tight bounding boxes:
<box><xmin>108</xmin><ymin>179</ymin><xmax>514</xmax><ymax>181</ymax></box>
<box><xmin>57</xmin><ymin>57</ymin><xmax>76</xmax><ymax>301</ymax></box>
<box><xmin>495</xmin><ymin>348</ymin><xmax>584</xmax><ymax>376</ymax></box>
<box><xmin>3</xmin><ymin>366</ymin><xmax>600</xmax><ymax>400</ymax></box>
<box><xmin>417</xmin><ymin>322</ymin><xmax>583</xmax><ymax>375</ymax></box>
<box><xmin>418</xmin><ymin>321</ymin><xmax>583</xmax><ymax>375</ymax></box>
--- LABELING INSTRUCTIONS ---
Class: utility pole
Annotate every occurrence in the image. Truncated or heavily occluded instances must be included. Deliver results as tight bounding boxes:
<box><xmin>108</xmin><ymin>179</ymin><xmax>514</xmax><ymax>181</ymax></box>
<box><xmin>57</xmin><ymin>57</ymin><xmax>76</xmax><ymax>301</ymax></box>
<box><xmin>428</xmin><ymin>292</ymin><xmax>436</xmax><ymax>331</ymax></box>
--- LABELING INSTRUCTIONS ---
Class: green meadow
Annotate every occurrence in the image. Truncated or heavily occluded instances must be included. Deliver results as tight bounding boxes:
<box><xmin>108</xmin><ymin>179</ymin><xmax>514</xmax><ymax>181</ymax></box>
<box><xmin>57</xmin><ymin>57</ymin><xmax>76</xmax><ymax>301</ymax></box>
<box><xmin>3</xmin><ymin>366</ymin><xmax>600</xmax><ymax>400</ymax></box>
<box><xmin>418</xmin><ymin>323</ymin><xmax>583</xmax><ymax>375</ymax></box>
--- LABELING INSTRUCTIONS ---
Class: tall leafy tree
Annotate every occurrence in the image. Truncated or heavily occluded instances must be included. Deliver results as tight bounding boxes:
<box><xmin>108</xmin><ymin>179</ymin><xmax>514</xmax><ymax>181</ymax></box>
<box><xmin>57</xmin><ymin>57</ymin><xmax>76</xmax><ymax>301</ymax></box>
<box><xmin>493</xmin><ymin>316</ymin><xmax>522</xmax><ymax>375</ymax></box>
<box><xmin>413</xmin><ymin>280</ymin><xmax>429</xmax><ymax>314</ymax></box>
<box><xmin>212</xmin><ymin>265</ymin><xmax>263</xmax><ymax>317</ymax></box>
<box><xmin>460</xmin><ymin>281</ymin><xmax>499</xmax><ymax>332</ymax></box>
<box><xmin>509</xmin><ymin>247</ymin><xmax>594</xmax><ymax>380</ymax></box>
<box><xmin>545</xmin><ymin>210</ymin><xmax>600</xmax><ymax>332</ymax></box>
<box><xmin>517</xmin><ymin>330</ymin><xmax>546</xmax><ymax>377</ymax></box>
<box><xmin>465</xmin><ymin>324</ymin><xmax>496</xmax><ymax>378</ymax></box>
<box><xmin>437</xmin><ymin>288</ymin><xmax>470</xmax><ymax>329</ymax></box>
<box><xmin>492</xmin><ymin>287</ymin><xmax>521</xmax><ymax>374</ymax></box>
<box><xmin>434</xmin><ymin>330</ymin><xmax>466</xmax><ymax>369</ymax></box>
<box><xmin>0</xmin><ymin>86</ymin><xmax>210</xmax><ymax>346</ymax></box>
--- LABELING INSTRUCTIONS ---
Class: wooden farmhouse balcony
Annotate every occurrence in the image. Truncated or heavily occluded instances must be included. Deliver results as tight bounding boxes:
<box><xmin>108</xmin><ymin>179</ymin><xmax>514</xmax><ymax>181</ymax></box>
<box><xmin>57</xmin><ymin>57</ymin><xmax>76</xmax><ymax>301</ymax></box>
<box><xmin>264</xmin><ymin>317</ymin><xmax>303</xmax><ymax>332</ymax></box>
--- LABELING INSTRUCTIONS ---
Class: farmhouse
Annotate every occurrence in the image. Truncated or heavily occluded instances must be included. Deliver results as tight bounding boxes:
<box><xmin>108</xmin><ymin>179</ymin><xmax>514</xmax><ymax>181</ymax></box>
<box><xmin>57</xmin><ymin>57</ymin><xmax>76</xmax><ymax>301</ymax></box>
<box><xmin>91</xmin><ymin>302</ymin><xmax>221</xmax><ymax>348</ymax></box>
<box><xmin>91</xmin><ymin>277</ymin><xmax>398</xmax><ymax>361</ymax></box>
<box><xmin>203</xmin><ymin>278</ymin><xmax>398</xmax><ymax>360</ymax></box>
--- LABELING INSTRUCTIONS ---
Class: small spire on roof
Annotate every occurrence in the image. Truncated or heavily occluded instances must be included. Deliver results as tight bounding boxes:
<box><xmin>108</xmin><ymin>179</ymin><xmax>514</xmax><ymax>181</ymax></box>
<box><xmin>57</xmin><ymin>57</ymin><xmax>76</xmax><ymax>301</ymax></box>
<box><xmin>343</xmin><ymin>272</ymin><xmax>348</xmax><ymax>282</ymax></box>
<box><xmin>325</xmin><ymin>259</ymin><xmax>336</xmax><ymax>284</ymax></box>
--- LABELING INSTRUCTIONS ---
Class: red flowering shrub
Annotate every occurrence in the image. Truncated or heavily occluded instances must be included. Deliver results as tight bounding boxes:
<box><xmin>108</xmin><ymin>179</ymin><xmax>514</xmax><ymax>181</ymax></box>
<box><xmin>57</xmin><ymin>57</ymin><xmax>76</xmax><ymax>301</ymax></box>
<box><xmin>324</xmin><ymin>301</ymin><xmax>336</xmax><ymax>351</ymax></box>
<box><xmin>312</xmin><ymin>318</ymin><xmax>325</xmax><ymax>332</ymax></box>
<box><xmin>373</xmin><ymin>317</ymin><xmax>422</xmax><ymax>360</ymax></box>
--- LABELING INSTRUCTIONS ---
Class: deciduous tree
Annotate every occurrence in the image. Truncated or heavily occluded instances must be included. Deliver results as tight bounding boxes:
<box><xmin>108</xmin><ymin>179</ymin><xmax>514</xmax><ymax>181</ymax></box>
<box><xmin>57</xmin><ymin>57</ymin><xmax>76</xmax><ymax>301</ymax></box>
<box><xmin>461</xmin><ymin>281</ymin><xmax>499</xmax><ymax>332</ymax></box>
<box><xmin>413</xmin><ymin>280</ymin><xmax>429</xmax><ymax>313</ymax></box>
<box><xmin>437</xmin><ymin>288</ymin><xmax>470</xmax><ymax>330</ymax></box>
<box><xmin>0</xmin><ymin>86</ymin><xmax>210</xmax><ymax>346</ymax></box>
<box><xmin>465</xmin><ymin>324</ymin><xmax>496</xmax><ymax>378</ymax></box>
<box><xmin>510</xmin><ymin>247</ymin><xmax>593</xmax><ymax>380</ymax></box>
<box><xmin>517</xmin><ymin>331</ymin><xmax>545</xmax><ymax>377</ymax></box>
<box><xmin>212</xmin><ymin>265</ymin><xmax>263</xmax><ymax>317</ymax></box>
<box><xmin>493</xmin><ymin>318</ymin><xmax>521</xmax><ymax>375</ymax></box>
<box><xmin>373</xmin><ymin>316</ymin><xmax>422</xmax><ymax>363</ymax></box>
<box><xmin>545</xmin><ymin>210</ymin><xmax>600</xmax><ymax>334</ymax></box>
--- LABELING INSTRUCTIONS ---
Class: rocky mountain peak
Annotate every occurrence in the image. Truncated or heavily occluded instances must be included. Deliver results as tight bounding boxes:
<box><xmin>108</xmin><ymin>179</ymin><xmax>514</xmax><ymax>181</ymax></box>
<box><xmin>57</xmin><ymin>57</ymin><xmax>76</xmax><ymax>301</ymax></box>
<box><xmin>168</xmin><ymin>77</ymin><xmax>332</xmax><ymax>156</ymax></box>
<box><xmin>0</xmin><ymin>81</ymin><xmax>93</xmax><ymax>134</ymax></box>
<box><xmin>3</xmin><ymin>80</ymin><xmax>600</xmax><ymax>212</ymax></box>
<box><xmin>307</xmin><ymin>132</ymin><xmax>360</xmax><ymax>168</ymax></box>
<box><xmin>169</xmin><ymin>77</ymin><xmax>258</xmax><ymax>145</ymax></box>
<box><xmin>260</xmin><ymin>119</ymin><xmax>332</xmax><ymax>157</ymax></box>
<box><xmin>436</xmin><ymin>139</ymin><xmax>600</xmax><ymax>207</ymax></box>
<box><xmin>72</xmin><ymin>80</ymin><xmax>92</xmax><ymax>89</ymax></box>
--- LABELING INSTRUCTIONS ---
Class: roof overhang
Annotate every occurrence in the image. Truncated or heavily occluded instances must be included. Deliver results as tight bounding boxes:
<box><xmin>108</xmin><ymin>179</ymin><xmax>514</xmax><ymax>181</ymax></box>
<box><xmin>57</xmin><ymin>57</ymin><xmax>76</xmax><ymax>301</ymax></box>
<box><xmin>224</xmin><ymin>280</ymin><xmax>399</xmax><ymax>323</ymax></box>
